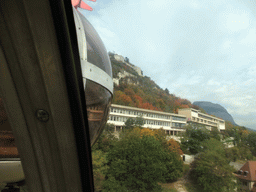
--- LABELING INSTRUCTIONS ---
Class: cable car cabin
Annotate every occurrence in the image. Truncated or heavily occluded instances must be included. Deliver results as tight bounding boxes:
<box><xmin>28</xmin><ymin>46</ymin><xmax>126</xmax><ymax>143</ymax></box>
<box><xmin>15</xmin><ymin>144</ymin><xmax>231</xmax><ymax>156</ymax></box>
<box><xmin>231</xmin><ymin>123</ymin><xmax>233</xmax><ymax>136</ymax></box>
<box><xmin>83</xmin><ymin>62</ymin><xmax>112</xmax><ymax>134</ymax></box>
<box><xmin>0</xmin><ymin>0</ymin><xmax>113</xmax><ymax>191</ymax></box>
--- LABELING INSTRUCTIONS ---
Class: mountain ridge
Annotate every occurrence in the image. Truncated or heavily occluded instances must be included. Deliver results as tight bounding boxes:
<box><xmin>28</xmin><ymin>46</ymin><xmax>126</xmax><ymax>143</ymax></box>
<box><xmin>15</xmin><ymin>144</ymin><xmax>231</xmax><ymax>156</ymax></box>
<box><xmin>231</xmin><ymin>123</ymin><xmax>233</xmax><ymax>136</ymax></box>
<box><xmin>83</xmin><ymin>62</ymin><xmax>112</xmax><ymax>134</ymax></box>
<box><xmin>193</xmin><ymin>101</ymin><xmax>238</xmax><ymax>126</ymax></box>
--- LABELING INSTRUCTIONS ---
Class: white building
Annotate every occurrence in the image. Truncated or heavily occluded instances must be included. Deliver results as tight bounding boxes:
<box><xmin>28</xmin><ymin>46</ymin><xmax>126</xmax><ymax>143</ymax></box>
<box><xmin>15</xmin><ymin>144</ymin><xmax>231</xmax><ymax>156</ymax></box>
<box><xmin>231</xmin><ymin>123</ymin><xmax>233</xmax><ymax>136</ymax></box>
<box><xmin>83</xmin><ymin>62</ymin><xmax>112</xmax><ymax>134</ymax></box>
<box><xmin>178</xmin><ymin>108</ymin><xmax>225</xmax><ymax>131</ymax></box>
<box><xmin>107</xmin><ymin>104</ymin><xmax>187</xmax><ymax>135</ymax></box>
<box><xmin>125</xmin><ymin>63</ymin><xmax>143</xmax><ymax>76</ymax></box>
<box><xmin>113</xmin><ymin>54</ymin><xmax>124</xmax><ymax>62</ymax></box>
<box><xmin>113</xmin><ymin>71</ymin><xmax>136</xmax><ymax>86</ymax></box>
<box><xmin>112</xmin><ymin>53</ymin><xmax>143</xmax><ymax>76</ymax></box>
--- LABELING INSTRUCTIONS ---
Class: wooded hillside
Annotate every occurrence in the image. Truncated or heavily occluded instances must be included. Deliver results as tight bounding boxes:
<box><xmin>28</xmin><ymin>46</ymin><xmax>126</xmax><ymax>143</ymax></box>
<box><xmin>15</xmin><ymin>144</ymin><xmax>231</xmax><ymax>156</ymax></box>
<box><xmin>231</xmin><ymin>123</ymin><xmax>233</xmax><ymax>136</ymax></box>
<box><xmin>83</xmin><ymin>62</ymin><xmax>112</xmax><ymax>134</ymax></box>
<box><xmin>110</xmin><ymin>55</ymin><xmax>199</xmax><ymax>114</ymax></box>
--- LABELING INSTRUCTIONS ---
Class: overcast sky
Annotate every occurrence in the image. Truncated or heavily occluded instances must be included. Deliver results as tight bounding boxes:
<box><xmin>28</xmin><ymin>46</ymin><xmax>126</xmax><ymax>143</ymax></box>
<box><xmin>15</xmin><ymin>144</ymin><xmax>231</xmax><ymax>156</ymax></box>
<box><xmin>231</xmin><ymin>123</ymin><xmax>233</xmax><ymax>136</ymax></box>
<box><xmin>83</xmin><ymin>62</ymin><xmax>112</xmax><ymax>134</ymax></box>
<box><xmin>81</xmin><ymin>0</ymin><xmax>256</xmax><ymax>130</ymax></box>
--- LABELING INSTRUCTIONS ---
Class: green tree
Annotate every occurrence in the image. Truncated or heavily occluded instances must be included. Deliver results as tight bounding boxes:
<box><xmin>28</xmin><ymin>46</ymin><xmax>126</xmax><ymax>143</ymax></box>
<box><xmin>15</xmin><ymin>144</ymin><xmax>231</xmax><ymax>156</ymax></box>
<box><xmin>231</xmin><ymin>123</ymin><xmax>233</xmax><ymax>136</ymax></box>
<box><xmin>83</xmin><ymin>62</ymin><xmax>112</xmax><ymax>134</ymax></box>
<box><xmin>92</xmin><ymin>150</ymin><xmax>109</xmax><ymax>192</ymax></box>
<box><xmin>210</xmin><ymin>127</ymin><xmax>221</xmax><ymax>141</ymax></box>
<box><xmin>124</xmin><ymin>116</ymin><xmax>144</xmax><ymax>129</ymax></box>
<box><xmin>191</xmin><ymin>139</ymin><xmax>237</xmax><ymax>192</ymax></box>
<box><xmin>181</xmin><ymin>125</ymin><xmax>210</xmax><ymax>154</ymax></box>
<box><xmin>247</xmin><ymin>132</ymin><xmax>256</xmax><ymax>155</ymax></box>
<box><xmin>124</xmin><ymin>117</ymin><xmax>135</xmax><ymax>129</ymax></box>
<box><xmin>225</xmin><ymin>143</ymin><xmax>253</xmax><ymax>162</ymax></box>
<box><xmin>163</xmin><ymin>151</ymin><xmax>183</xmax><ymax>182</ymax></box>
<box><xmin>134</xmin><ymin>116</ymin><xmax>144</xmax><ymax>128</ymax></box>
<box><xmin>103</xmin><ymin>131</ymin><xmax>182</xmax><ymax>191</ymax></box>
<box><xmin>104</xmin><ymin>123</ymin><xmax>115</xmax><ymax>133</ymax></box>
<box><xmin>93</xmin><ymin>124</ymin><xmax>118</xmax><ymax>152</ymax></box>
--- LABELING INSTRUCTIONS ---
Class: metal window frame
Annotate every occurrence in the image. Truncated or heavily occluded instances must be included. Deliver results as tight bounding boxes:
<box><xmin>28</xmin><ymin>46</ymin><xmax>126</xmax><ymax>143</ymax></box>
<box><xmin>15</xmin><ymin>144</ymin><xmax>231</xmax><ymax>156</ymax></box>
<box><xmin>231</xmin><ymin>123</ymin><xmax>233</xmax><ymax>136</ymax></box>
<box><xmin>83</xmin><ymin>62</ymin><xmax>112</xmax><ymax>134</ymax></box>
<box><xmin>0</xmin><ymin>0</ymin><xmax>94</xmax><ymax>191</ymax></box>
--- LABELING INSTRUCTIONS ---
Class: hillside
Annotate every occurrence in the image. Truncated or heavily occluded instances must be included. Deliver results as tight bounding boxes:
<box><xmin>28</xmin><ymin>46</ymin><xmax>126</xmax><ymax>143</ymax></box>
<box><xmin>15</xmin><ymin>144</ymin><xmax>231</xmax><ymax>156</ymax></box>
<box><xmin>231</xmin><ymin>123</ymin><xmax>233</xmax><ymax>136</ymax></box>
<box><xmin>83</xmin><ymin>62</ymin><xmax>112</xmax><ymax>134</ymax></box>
<box><xmin>193</xmin><ymin>101</ymin><xmax>237</xmax><ymax>126</ymax></box>
<box><xmin>109</xmin><ymin>53</ymin><xmax>198</xmax><ymax>114</ymax></box>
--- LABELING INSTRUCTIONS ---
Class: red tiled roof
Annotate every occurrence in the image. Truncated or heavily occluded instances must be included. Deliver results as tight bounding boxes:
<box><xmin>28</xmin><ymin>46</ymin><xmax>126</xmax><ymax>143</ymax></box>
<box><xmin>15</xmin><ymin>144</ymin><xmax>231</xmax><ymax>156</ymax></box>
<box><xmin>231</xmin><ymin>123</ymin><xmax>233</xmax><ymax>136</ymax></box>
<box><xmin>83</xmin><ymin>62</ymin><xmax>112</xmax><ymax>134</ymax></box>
<box><xmin>236</xmin><ymin>161</ymin><xmax>256</xmax><ymax>182</ymax></box>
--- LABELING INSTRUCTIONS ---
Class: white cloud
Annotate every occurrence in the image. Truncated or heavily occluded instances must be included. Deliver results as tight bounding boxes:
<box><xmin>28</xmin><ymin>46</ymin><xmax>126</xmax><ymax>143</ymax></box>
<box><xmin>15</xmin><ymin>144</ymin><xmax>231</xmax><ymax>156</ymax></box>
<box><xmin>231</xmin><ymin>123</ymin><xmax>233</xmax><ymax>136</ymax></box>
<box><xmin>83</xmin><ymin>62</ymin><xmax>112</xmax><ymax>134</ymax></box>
<box><xmin>248</xmin><ymin>66</ymin><xmax>256</xmax><ymax>76</ymax></box>
<box><xmin>243</xmin><ymin>79</ymin><xmax>255</xmax><ymax>86</ymax></box>
<box><xmin>207</xmin><ymin>79</ymin><xmax>221</xmax><ymax>86</ymax></box>
<box><xmin>240</xmin><ymin>28</ymin><xmax>256</xmax><ymax>45</ymax></box>
<box><xmin>235</xmin><ymin>117</ymin><xmax>256</xmax><ymax>129</ymax></box>
<box><xmin>219</xmin><ymin>6</ymin><xmax>251</xmax><ymax>33</ymax></box>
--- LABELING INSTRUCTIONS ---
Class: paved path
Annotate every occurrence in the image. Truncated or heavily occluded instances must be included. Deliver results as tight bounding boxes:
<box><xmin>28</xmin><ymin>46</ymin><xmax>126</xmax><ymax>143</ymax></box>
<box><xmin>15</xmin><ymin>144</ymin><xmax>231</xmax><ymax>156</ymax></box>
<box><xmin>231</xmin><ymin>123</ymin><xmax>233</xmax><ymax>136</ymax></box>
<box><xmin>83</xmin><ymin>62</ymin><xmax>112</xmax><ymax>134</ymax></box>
<box><xmin>160</xmin><ymin>167</ymin><xmax>191</xmax><ymax>192</ymax></box>
<box><xmin>173</xmin><ymin>179</ymin><xmax>188</xmax><ymax>192</ymax></box>
<box><xmin>172</xmin><ymin>167</ymin><xmax>192</xmax><ymax>192</ymax></box>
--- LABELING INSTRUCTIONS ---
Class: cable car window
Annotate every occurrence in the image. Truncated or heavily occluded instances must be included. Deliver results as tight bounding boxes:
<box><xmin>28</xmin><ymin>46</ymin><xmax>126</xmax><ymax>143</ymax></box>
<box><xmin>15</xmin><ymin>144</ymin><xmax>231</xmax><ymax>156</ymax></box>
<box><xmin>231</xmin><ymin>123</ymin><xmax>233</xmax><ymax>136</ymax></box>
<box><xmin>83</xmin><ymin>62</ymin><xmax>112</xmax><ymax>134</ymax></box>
<box><xmin>0</xmin><ymin>98</ymin><xmax>26</xmax><ymax>191</ymax></box>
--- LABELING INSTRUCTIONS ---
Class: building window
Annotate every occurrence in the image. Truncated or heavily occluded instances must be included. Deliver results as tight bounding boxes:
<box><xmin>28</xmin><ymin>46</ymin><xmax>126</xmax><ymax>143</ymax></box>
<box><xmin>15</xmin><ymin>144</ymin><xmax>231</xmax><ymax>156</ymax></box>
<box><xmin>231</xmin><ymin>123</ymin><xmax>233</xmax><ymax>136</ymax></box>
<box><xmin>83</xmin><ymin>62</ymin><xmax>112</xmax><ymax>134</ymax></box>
<box><xmin>173</xmin><ymin>116</ymin><xmax>186</xmax><ymax>121</ymax></box>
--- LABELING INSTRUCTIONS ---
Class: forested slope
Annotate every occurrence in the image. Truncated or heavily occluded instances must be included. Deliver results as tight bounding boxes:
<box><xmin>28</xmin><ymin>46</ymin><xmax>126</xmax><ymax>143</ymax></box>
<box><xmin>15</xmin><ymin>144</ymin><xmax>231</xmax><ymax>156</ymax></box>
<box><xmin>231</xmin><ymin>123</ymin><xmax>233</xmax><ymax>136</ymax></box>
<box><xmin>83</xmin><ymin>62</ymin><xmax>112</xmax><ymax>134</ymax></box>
<box><xmin>110</xmin><ymin>54</ymin><xmax>198</xmax><ymax>114</ymax></box>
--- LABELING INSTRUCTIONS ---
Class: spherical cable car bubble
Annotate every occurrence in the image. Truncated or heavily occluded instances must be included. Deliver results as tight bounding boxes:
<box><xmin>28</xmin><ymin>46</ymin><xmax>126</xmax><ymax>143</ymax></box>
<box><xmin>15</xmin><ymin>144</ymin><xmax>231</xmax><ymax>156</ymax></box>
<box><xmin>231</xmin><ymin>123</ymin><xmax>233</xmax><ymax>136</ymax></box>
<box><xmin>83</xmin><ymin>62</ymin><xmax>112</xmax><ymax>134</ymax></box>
<box><xmin>73</xmin><ymin>7</ymin><xmax>113</xmax><ymax>146</ymax></box>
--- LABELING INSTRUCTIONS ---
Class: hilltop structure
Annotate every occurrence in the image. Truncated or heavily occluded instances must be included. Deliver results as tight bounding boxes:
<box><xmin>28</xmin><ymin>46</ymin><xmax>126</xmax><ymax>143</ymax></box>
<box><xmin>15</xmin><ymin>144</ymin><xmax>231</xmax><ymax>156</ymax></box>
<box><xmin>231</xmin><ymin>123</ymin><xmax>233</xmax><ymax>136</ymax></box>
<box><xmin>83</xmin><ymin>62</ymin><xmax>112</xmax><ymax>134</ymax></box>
<box><xmin>109</xmin><ymin>52</ymin><xmax>143</xmax><ymax>86</ymax></box>
<box><xmin>107</xmin><ymin>104</ymin><xmax>226</xmax><ymax>134</ymax></box>
<box><xmin>112</xmin><ymin>53</ymin><xmax>143</xmax><ymax>76</ymax></box>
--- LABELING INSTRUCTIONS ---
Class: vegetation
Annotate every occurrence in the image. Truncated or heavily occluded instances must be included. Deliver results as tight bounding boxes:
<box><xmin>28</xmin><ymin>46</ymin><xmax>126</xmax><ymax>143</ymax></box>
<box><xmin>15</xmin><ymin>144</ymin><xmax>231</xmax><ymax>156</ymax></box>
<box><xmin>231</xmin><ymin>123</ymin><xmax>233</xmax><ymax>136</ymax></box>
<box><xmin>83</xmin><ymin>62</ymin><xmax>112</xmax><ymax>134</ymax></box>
<box><xmin>247</xmin><ymin>132</ymin><xmax>256</xmax><ymax>156</ymax></box>
<box><xmin>110</xmin><ymin>57</ymin><xmax>199</xmax><ymax>114</ymax></box>
<box><xmin>92</xmin><ymin>150</ymin><xmax>108</xmax><ymax>192</ymax></box>
<box><xmin>191</xmin><ymin>138</ymin><xmax>237</xmax><ymax>192</ymax></box>
<box><xmin>92</xmin><ymin>125</ymin><xmax>184</xmax><ymax>191</ymax></box>
<box><xmin>124</xmin><ymin>116</ymin><xmax>144</xmax><ymax>129</ymax></box>
<box><xmin>91</xmin><ymin>119</ymin><xmax>256</xmax><ymax>191</ymax></box>
<box><xmin>178</xmin><ymin>122</ymin><xmax>256</xmax><ymax>192</ymax></box>
<box><xmin>225</xmin><ymin>143</ymin><xmax>253</xmax><ymax>162</ymax></box>
<box><xmin>90</xmin><ymin>115</ymin><xmax>256</xmax><ymax>191</ymax></box>
<box><xmin>223</xmin><ymin>121</ymin><xmax>255</xmax><ymax>161</ymax></box>
<box><xmin>104</xmin><ymin>133</ymin><xmax>167</xmax><ymax>191</ymax></box>
<box><xmin>180</xmin><ymin>125</ymin><xmax>211</xmax><ymax>154</ymax></box>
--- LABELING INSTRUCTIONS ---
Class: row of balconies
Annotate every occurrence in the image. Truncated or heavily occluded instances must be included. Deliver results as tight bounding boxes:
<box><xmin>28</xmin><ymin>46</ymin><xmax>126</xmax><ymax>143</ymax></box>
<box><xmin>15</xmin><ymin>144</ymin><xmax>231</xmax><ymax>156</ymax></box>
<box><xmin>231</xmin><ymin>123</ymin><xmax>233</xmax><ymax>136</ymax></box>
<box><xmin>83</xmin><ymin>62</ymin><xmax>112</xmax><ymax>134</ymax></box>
<box><xmin>110</xmin><ymin>107</ymin><xmax>186</xmax><ymax>121</ymax></box>
<box><xmin>191</xmin><ymin>117</ymin><xmax>218</xmax><ymax>127</ymax></box>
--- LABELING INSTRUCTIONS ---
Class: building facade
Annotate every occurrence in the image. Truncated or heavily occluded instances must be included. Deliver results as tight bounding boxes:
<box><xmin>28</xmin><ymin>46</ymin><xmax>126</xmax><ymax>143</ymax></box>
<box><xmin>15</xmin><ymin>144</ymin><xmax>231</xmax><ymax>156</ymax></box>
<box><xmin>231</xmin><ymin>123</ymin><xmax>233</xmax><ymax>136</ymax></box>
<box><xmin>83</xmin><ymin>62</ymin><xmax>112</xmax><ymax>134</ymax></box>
<box><xmin>113</xmin><ymin>54</ymin><xmax>125</xmax><ymax>62</ymax></box>
<box><xmin>236</xmin><ymin>161</ymin><xmax>256</xmax><ymax>191</ymax></box>
<box><xmin>107</xmin><ymin>105</ymin><xmax>225</xmax><ymax>135</ymax></box>
<box><xmin>108</xmin><ymin>104</ymin><xmax>187</xmax><ymax>135</ymax></box>
<box><xmin>178</xmin><ymin>108</ymin><xmax>225</xmax><ymax>131</ymax></box>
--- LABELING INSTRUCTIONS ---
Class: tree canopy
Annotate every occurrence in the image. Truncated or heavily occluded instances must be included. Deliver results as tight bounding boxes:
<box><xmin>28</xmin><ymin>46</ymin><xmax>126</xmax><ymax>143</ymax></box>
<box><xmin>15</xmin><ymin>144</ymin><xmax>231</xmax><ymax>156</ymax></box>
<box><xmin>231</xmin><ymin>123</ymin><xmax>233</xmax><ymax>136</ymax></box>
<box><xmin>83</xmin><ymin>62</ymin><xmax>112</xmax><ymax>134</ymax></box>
<box><xmin>181</xmin><ymin>124</ymin><xmax>211</xmax><ymax>154</ymax></box>
<box><xmin>247</xmin><ymin>132</ymin><xmax>256</xmax><ymax>156</ymax></box>
<box><xmin>191</xmin><ymin>138</ymin><xmax>237</xmax><ymax>192</ymax></box>
<box><xmin>103</xmin><ymin>128</ymin><xmax>183</xmax><ymax>191</ymax></box>
<box><xmin>124</xmin><ymin>116</ymin><xmax>144</xmax><ymax>129</ymax></box>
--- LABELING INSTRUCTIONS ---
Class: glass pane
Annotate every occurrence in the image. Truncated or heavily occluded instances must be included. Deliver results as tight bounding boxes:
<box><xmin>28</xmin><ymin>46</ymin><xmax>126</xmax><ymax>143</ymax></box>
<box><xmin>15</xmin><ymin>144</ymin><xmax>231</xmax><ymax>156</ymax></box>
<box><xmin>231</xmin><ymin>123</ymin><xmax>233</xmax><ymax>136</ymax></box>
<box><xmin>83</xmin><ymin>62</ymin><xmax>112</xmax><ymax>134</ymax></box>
<box><xmin>0</xmin><ymin>98</ymin><xmax>27</xmax><ymax>191</ymax></box>
<box><xmin>0</xmin><ymin>98</ymin><xmax>19</xmax><ymax>158</ymax></box>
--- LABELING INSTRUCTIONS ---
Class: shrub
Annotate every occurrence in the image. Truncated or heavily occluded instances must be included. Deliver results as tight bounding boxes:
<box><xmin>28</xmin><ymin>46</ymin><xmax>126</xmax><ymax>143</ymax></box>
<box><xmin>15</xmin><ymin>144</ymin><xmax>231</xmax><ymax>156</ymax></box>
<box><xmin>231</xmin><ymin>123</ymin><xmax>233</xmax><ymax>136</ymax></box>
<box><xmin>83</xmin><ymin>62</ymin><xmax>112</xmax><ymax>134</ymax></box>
<box><xmin>104</xmin><ymin>130</ymin><xmax>183</xmax><ymax>191</ymax></box>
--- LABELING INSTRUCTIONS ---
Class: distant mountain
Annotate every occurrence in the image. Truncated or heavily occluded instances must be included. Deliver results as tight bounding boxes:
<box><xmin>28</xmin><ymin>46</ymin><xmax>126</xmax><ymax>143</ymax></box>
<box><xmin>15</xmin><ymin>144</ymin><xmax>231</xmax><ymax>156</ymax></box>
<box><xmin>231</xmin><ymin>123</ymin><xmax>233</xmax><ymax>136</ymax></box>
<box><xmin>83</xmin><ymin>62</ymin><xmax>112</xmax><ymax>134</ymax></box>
<box><xmin>246</xmin><ymin>127</ymin><xmax>256</xmax><ymax>132</ymax></box>
<box><xmin>193</xmin><ymin>101</ymin><xmax>237</xmax><ymax>126</ymax></box>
